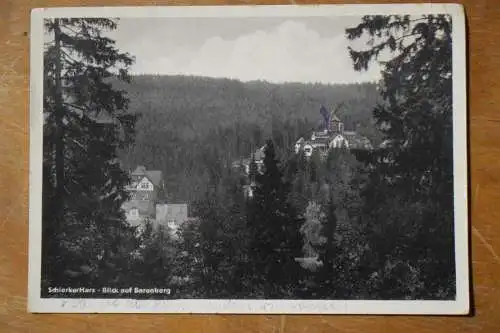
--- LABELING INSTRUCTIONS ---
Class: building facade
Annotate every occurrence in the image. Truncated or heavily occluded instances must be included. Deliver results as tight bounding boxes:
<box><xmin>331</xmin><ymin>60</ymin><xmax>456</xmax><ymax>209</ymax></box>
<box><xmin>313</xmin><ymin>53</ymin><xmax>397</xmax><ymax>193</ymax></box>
<box><xmin>122</xmin><ymin>165</ymin><xmax>165</xmax><ymax>226</ymax></box>
<box><xmin>232</xmin><ymin>106</ymin><xmax>374</xmax><ymax>200</ymax></box>
<box><xmin>295</xmin><ymin>107</ymin><xmax>373</xmax><ymax>158</ymax></box>
<box><xmin>156</xmin><ymin>203</ymin><xmax>189</xmax><ymax>235</ymax></box>
<box><xmin>121</xmin><ymin>165</ymin><xmax>192</xmax><ymax>235</ymax></box>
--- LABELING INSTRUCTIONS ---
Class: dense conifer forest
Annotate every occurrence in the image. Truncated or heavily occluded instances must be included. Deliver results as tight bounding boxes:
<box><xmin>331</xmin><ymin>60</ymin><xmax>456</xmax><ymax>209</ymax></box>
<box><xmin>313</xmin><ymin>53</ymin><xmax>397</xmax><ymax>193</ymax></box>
<box><xmin>114</xmin><ymin>75</ymin><xmax>383</xmax><ymax>204</ymax></box>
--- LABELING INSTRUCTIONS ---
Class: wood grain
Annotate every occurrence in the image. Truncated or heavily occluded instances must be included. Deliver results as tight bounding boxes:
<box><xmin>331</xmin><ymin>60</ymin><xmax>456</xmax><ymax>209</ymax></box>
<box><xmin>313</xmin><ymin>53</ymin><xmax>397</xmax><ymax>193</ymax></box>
<box><xmin>1</xmin><ymin>0</ymin><xmax>498</xmax><ymax>331</ymax></box>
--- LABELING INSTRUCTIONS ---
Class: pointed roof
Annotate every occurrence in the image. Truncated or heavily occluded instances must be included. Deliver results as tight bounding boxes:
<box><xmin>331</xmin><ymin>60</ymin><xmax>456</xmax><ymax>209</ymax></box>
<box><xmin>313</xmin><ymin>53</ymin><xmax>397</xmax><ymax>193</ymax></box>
<box><xmin>131</xmin><ymin>165</ymin><xmax>147</xmax><ymax>175</ymax></box>
<box><xmin>131</xmin><ymin>165</ymin><xmax>163</xmax><ymax>187</ymax></box>
<box><xmin>144</xmin><ymin>170</ymin><xmax>163</xmax><ymax>186</ymax></box>
<box><xmin>330</xmin><ymin>113</ymin><xmax>341</xmax><ymax>122</ymax></box>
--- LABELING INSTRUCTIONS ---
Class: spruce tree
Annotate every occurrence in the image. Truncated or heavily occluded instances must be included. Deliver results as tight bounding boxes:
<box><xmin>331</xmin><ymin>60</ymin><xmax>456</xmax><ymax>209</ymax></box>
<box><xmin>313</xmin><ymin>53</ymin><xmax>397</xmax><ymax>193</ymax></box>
<box><xmin>313</xmin><ymin>195</ymin><xmax>337</xmax><ymax>298</ymax></box>
<box><xmin>42</xmin><ymin>18</ymin><xmax>137</xmax><ymax>291</ymax></box>
<box><xmin>247</xmin><ymin>140</ymin><xmax>304</xmax><ymax>298</ymax></box>
<box><xmin>132</xmin><ymin>222</ymin><xmax>176</xmax><ymax>297</ymax></box>
<box><xmin>346</xmin><ymin>14</ymin><xmax>455</xmax><ymax>298</ymax></box>
<box><xmin>171</xmin><ymin>168</ymin><xmax>252</xmax><ymax>299</ymax></box>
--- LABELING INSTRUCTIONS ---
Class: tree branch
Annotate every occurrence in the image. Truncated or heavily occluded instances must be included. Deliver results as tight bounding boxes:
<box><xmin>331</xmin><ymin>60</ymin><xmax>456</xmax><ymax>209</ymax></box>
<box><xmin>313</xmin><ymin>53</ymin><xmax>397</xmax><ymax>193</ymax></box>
<box><xmin>60</xmin><ymin>49</ymin><xmax>81</xmax><ymax>66</ymax></box>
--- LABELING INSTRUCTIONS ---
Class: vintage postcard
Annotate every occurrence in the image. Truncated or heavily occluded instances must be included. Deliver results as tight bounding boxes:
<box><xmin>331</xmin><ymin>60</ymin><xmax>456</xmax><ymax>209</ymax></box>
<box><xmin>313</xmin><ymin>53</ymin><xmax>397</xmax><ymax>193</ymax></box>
<box><xmin>28</xmin><ymin>4</ymin><xmax>469</xmax><ymax>314</ymax></box>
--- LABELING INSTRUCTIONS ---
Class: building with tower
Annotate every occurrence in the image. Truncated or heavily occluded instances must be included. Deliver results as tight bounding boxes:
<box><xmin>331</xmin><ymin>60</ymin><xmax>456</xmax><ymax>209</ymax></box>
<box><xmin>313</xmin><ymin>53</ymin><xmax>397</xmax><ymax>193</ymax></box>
<box><xmin>295</xmin><ymin>106</ymin><xmax>373</xmax><ymax>158</ymax></box>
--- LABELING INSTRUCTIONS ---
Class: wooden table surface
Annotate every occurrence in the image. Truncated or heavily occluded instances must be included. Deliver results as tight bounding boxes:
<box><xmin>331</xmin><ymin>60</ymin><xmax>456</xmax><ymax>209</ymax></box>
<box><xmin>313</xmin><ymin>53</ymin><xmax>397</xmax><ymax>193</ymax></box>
<box><xmin>1</xmin><ymin>0</ymin><xmax>498</xmax><ymax>332</ymax></box>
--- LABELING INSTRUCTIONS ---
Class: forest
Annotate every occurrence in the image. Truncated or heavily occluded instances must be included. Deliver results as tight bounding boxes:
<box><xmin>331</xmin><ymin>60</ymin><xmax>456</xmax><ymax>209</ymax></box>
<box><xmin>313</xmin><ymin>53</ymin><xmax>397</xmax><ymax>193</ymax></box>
<box><xmin>41</xmin><ymin>14</ymin><xmax>456</xmax><ymax>301</ymax></box>
<box><xmin>114</xmin><ymin>74</ymin><xmax>383</xmax><ymax>205</ymax></box>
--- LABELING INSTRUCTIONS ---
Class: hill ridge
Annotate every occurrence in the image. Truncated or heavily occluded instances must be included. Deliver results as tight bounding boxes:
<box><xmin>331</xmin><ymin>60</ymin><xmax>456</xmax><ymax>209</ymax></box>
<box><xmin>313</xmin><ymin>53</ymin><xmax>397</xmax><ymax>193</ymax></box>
<box><xmin>114</xmin><ymin>74</ymin><xmax>383</xmax><ymax>203</ymax></box>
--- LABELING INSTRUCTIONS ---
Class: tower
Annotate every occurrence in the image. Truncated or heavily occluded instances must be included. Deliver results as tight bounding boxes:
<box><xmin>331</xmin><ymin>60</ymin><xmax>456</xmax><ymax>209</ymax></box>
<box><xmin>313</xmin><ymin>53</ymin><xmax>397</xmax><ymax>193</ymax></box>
<box><xmin>330</xmin><ymin>113</ymin><xmax>344</xmax><ymax>134</ymax></box>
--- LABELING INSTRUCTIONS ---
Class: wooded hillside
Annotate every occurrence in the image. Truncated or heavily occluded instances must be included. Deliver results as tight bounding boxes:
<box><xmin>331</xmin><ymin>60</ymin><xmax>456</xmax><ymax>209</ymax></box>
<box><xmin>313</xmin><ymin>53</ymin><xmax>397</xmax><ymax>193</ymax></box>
<box><xmin>114</xmin><ymin>74</ymin><xmax>383</xmax><ymax>204</ymax></box>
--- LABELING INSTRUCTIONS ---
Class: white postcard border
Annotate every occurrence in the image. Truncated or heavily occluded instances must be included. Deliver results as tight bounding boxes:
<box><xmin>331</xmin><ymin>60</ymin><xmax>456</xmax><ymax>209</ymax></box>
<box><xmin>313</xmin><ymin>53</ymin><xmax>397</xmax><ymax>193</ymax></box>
<box><xmin>28</xmin><ymin>3</ymin><xmax>469</xmax><ymax>314</ymax></box>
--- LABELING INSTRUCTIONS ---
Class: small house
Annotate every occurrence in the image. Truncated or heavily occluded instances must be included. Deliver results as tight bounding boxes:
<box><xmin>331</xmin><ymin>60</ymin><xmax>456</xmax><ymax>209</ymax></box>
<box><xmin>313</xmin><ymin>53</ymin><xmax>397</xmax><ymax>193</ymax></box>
<box><xmin>122</xmin><ymin>165</ymin><xmax>165</xmax><ymax>225</ymax></box>
<box><xmin>156</xmin><ymin>203</ymin><xmax>189</xmax><ymax>234</ymax></box>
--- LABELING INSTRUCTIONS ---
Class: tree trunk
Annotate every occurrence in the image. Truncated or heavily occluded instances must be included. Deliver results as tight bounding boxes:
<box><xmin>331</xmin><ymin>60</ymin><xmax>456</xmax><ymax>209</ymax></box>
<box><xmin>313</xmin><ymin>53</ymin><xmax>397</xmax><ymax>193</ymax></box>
<box><xmin>53</xmin><ymin>19</ymin><xmax>65</xmax><ymax>205</ymax></box>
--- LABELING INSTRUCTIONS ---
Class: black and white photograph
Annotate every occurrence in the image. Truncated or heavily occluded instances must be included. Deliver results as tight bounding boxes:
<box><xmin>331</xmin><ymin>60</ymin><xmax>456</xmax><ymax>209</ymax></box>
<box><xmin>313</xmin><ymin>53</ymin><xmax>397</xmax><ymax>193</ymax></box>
<box><xmin>28</xmin><ymin>4</ymin><xmax>469</xmax><ymax>314</ymax></box>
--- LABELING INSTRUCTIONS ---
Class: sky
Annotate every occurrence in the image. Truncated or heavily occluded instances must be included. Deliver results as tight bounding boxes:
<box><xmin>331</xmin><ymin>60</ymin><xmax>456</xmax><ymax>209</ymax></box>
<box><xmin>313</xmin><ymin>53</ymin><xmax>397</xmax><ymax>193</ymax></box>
<box><xmin>106</xmin><ymin>16</ymin><xmax>383</xmax><ymax>85</ymax></box>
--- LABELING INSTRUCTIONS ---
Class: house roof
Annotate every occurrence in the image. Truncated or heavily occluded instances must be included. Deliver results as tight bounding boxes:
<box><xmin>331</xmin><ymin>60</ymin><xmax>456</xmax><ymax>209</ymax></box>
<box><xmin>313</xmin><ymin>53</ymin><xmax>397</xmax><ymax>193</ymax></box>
<box><xmin>145</xmin><ymin>170</ymin><xmax>163</xmax><ymax>186</ymax></box>
<box><xmin>331</xmin><ymin>114</ymin><xmax>341</xmax><ymax>122</ymax></box>
<box><xmin>312</xmin><ymin>136</ymin><xmax>331</xmax><ymax>145</ymax></box>
<box><xmin>131</xmin><ymin>165</ymin><xmax>163</xmax><ymax>186</ymax></box>
<box><xmin>311</xmin><ymin>131</ymin><xmax>330</xmax><ymax>141</ymax></box>
<box><xmin>131</xmin><ymin>165</ymin><xmax>147</xmax><ymax>174</ymax></box>
<box><xmin>122</xmin><ymin>200</ymin><xmax>155</xmax><ymax>216</ymax></box>
<box><xmin>343</xmin><ymin>132</ymin><xmax>373</xmax><ymax>149</ymax></box>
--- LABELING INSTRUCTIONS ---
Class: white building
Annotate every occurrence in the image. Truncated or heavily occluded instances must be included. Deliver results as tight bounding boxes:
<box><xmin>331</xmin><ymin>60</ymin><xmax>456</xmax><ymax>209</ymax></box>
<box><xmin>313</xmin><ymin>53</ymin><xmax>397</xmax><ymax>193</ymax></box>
<box><xmin>156</xmin><ymin>203</ymin><xmax>189</xmax><ymax>236</ymax></box>
<box><xmin>295</xmin><ymin>107</ymin><xmax>372</xmax><ymax>158</ymax></box>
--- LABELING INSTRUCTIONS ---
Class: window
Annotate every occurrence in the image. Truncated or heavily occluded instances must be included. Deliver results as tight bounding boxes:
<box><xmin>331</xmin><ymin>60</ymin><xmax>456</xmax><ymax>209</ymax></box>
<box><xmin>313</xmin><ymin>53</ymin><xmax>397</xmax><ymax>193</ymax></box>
<box><xmin>246</xmin><ymin>187</ymin><xmax>254</xmax><ymax>198</ymax></box>
<box><xmin>130</xmin><ymin>209</ymin><xmax>139</xmax><ymax>217</ymax></box>
<box><xmin>137</xmin><ymin>178</ymin><xmax>153</xmax><ymax>191</ymax></box>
